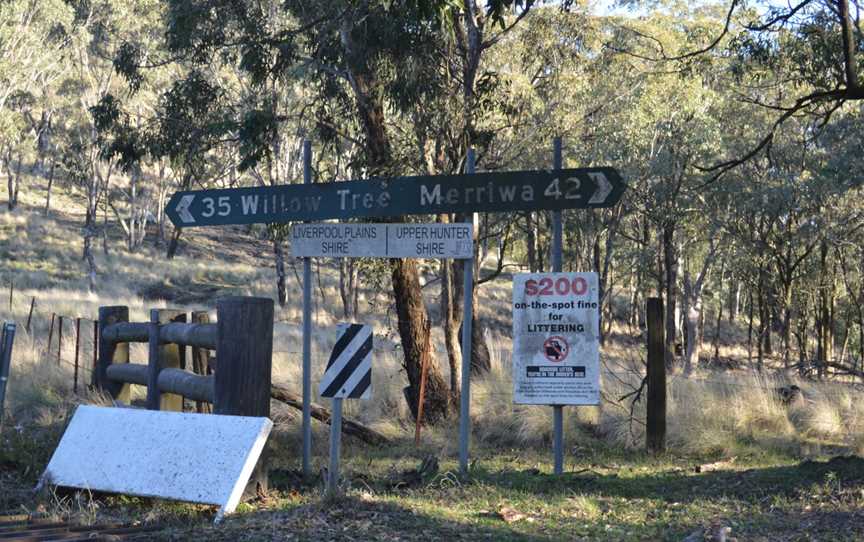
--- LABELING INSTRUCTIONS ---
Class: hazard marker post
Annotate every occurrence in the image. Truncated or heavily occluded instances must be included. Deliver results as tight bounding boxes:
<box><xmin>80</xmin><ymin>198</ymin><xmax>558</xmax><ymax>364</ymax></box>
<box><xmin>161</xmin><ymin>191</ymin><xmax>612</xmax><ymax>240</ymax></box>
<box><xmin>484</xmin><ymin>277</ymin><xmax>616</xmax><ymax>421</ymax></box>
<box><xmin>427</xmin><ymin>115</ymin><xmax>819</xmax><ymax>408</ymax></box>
<box><xmin>321</xmin><ymin>323</ymin><xmax>373</xmax><ymax>495</ymax></box>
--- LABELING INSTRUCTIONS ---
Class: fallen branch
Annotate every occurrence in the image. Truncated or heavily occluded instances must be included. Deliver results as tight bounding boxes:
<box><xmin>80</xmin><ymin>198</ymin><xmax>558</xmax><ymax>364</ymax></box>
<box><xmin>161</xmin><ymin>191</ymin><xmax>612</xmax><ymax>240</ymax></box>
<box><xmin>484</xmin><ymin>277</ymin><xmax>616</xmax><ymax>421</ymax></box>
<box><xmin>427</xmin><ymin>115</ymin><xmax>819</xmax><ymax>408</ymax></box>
<box><xmin>270</xmin><ymin>382</ymin><xmax>390</xmax><ymax>446</ymax></box>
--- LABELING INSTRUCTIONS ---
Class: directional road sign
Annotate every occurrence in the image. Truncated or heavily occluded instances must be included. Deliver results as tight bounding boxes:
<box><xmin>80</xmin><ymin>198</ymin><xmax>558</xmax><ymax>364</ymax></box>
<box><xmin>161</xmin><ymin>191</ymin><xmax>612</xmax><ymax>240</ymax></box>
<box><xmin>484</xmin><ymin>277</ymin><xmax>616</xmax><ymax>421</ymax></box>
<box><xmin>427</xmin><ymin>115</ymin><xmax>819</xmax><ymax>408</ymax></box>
<box><xmin>165</xmin><ymin>168</ymin><xmax>625</xmax><ymax>228</ymax></box>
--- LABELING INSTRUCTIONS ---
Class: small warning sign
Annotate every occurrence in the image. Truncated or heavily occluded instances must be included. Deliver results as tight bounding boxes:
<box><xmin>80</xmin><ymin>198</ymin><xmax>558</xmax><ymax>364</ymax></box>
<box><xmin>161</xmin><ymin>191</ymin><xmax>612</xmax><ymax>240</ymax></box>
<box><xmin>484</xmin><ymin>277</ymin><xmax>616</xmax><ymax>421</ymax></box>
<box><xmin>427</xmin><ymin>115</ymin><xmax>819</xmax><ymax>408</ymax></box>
<box><xmin>543</xmin><ymin>336</ymin><xmax>569</xmax><ymax>362</ymax></box>
<box><xmin>512</xmin><ymin>272</ymin><xmax>600</xmax><ymax>406</ymax></box>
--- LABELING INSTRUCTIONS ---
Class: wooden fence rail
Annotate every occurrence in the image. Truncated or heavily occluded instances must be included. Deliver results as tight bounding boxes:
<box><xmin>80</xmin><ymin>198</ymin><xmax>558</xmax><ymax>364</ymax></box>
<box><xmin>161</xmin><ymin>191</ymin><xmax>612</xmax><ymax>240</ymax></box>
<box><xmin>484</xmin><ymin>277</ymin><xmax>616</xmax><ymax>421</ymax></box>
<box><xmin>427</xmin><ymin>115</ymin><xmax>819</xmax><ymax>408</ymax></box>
<box><xmin>95</xmin><ymin>297</ymin><xmax>272</xmax><ymax>420</ymax></box>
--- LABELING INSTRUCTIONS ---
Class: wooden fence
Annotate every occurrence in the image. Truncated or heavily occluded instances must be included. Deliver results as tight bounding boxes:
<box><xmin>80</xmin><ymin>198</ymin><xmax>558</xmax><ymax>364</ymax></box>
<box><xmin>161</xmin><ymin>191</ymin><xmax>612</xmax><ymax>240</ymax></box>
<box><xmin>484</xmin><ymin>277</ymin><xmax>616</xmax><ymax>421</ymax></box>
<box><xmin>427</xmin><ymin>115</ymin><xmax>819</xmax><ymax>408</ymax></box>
<box><xmin>94</xmin><ymin>296</ymin><xmax>273</xmax><ymax>420</ymax></box>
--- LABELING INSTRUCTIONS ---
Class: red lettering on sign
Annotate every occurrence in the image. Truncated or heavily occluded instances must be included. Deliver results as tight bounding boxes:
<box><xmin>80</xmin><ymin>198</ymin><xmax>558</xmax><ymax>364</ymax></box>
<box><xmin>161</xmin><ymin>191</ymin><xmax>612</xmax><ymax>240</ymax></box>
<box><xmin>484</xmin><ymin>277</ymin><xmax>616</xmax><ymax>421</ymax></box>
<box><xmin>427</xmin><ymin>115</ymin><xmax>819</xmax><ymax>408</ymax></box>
<box><xmin>523</xmin><ymin>276</ymin><xmax>590</xmax><ymax>296</ymax></box>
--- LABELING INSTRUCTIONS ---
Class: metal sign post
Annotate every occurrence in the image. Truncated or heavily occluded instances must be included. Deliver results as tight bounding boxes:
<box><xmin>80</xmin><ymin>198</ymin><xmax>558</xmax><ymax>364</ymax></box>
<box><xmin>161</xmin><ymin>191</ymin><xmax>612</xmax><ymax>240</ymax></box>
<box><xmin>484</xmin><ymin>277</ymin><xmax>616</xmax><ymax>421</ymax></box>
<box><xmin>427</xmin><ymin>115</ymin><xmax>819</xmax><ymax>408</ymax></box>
<box><xmin>459</xmin><ymin>149</ymin><xmax>476</xmax><ymax>475</ymax></box>
<box><xmin>327</xmin><ymin>397</ymin><xmax>343</xmax><ymax>494</ymax></box>
<box><xmin>301</xmin><ymin>140</ymin><xmax>313</xmax><ymax>478</ymax></box>
<box><xmin>551</xmin><ymin>137</ymin><xmax>564</xmax><ymax>475</ymax></box>
<box><xmin>321</xmin><ymin>324</ymin><xmax>373</xmax><ymax>495</ymax></box>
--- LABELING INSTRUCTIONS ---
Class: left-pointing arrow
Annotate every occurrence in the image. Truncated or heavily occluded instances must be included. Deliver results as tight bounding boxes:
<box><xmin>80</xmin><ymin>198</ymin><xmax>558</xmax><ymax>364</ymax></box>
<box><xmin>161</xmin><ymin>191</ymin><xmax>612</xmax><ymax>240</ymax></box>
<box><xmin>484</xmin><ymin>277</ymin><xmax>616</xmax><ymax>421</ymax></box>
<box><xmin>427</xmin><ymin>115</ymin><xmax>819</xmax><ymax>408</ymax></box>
<box><xmin>587</xmin><ymin>172</ymin><xmax>613</xmax><ymax>205</ymax></box>
<box><xmin>176</xmin><ymin>195</ymin><xmax>196</xmax><ymax>224</ymax></box>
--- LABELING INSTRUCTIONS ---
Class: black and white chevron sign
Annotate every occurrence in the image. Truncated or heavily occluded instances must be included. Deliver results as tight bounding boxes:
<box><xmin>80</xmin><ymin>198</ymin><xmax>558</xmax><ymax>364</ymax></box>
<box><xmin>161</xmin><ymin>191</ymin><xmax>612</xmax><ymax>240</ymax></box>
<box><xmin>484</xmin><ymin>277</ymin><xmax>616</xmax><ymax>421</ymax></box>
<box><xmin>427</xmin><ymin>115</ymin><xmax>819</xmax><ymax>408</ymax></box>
<box><xmin>319</xmin><ymin>324</ymin><xmax>372</xmax><ymax>399</ymax></box>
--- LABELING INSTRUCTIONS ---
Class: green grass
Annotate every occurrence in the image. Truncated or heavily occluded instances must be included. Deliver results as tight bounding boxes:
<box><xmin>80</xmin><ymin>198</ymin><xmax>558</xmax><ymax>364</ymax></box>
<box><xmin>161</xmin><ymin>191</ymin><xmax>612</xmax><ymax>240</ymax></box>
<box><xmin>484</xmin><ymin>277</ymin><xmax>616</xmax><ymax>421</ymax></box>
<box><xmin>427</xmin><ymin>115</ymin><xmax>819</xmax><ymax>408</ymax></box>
<box><xmin>4</xmin><ymin>420</ymin><xmax>864</xmax><ymax>541</ymax></box>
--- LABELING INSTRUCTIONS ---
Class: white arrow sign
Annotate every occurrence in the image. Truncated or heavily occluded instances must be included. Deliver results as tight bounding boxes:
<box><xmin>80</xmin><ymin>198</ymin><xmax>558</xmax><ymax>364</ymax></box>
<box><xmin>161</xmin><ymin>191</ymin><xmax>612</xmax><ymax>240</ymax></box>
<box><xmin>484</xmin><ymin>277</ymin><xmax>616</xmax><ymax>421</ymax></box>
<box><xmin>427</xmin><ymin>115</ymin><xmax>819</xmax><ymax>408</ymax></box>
<box><xmin>175</xmin><ymin>195</ymin><xmax>196</xmax><ymax>224</ymax></box>
<box><xmin>587</xmin><ymin>172</ymin><xmax>613</xmax><ymax>205</ymax></box>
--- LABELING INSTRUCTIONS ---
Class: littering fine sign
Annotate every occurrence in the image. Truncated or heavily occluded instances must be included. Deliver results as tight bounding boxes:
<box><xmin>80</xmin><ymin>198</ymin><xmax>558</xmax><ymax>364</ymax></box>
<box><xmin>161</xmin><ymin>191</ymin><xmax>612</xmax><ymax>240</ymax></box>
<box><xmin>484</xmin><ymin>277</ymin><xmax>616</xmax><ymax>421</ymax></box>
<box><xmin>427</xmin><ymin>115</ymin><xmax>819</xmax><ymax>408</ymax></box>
<box><xmin>512</xmin><ymin>273</ymin><xmax>600</xmax><ymax>405</ymax></box>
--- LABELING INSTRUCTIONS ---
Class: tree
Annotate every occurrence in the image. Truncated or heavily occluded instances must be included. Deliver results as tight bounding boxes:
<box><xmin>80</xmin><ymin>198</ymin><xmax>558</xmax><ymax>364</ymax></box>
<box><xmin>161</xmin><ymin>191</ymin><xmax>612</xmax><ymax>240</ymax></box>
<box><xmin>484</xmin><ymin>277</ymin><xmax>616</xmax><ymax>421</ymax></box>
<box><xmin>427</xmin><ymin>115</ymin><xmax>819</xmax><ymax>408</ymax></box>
<box><xmin>99</xmin><ymin>0</ymin><xmax>537</xmax><ymax>422</ymax></box>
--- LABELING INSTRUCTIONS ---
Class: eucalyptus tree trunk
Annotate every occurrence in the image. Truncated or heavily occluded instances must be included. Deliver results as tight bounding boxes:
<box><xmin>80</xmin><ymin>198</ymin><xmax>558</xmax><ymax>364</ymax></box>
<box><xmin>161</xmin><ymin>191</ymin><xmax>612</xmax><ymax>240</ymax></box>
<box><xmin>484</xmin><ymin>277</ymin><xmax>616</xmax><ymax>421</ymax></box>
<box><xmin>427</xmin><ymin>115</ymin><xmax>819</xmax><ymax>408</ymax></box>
<box><xmin>338</xmin><ymin>258</ymin><xmax>359</xmax><ymax>319</ymax></box>
<box><xmin>3</xmin><ymin>149</ymin><xmax>22</xmax><ymax>211</ymax></box>
<box><xmin>439</xmin><ymin>214</ymin><xmax>462</xmax><ymax>404</ymax></box>
<box><xmin>681</xmin><ymin>238</ymin><xmax>719</xmax><ymax>375</ymax></box>
<box><xmin>274</xmin><ymin>238</ymin><xmax>287</xmax><ymax>307</ymax></box>
<box><xmin>44</xmin><ymin>161</ymin><xmax>55</xmax><ymax>215</ymax></box>
<box><xmin>83</xmin><ymin>209</ymin><xmax>97</xmax><ymax>292</ymax></box>
<box><xmin>662</xmin><ymin>222</ymin><xmax>678</xmax><ymax>371</ymax></box>
<box><xmin>728</xmin><ymin>281</ymin><xmax>740</xmax><ymax>322</ymax></box>
<box><xmin>340</xmin><ymin>13</ymin><xmax>450</xmax><ymax>423</ymax></box>
<box><xmin>526</xmin><ymin>211</ymin><xmax>538</xmax><ymax>272</ymax></box>
<box><xmin>452</xmin><ymin>248</ymin><xmax>491</xmax><ymax>375</ymax></box>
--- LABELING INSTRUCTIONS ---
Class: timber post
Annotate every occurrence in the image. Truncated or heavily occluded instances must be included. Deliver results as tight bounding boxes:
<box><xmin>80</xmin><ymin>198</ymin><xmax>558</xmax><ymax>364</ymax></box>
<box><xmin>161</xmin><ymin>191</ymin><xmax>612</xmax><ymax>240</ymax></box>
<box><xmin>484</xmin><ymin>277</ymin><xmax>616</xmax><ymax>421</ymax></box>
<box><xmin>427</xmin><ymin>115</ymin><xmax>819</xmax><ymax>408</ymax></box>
<box><xmin>147</xmin><ymin>309</ymin><xmax>189</xmax><ymax>411</ymax></box>
<box><xmin>146</xmin><ymin>310</ymin><xmax>161</xmax><ymax>410</ymax></box>
<box><xmin>191</xmin><ymin>310</ymin><xmax>212</xmax><ymax>413</ymax></box>
<box><xmin>646</xmin><ymin>297</ymin><xmax>666</xmax><ymax>454</ymax></box>
<box><xmin>97</xmin><ymin>306</ymin><xmax>130</xmax><ymax>402</ymax></box>
<box><xmin>213</xmin><ymin>296</ymin><xmax>273</xmax><ymax>418</ymax></box>
<box><xmin>214</xmin><ymin>296</ymin><xmax>273</xmax><ymax>493</ymax></box>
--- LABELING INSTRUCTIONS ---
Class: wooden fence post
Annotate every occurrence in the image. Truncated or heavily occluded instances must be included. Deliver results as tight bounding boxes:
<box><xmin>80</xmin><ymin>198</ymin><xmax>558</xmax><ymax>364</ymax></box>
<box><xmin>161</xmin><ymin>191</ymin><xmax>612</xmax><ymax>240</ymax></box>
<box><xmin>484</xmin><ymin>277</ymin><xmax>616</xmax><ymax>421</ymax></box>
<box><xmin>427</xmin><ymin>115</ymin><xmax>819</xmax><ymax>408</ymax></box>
<box><xmin>146</xmin><ymin>309</ymin><xmax>187</xmax><ymax>412</ymax></box>
<box><xmin>191</xmin><ymin>310</ymin><xmax>212</xmax><ymax>414</ymax></box>
<box><xmin>646</xmin><ymin>297</ymin><xmax>666</xmax><ymax>454</ymax></box>
<box><xmin>25</xmin><ymin>298</ymin><xmax>35</xmax><ymax>333</ymax></box>
<box><xmin>214</xmin><ymin>297</ymin><xmax>272</xmax><ymax>417</ymax></box>
<box><xmin>92</xmin><ymin>319</ymin><xmax>98</xmax><ymax>386</ymax></box>
<box><xmin>146</xmin><ymin>310</ymin><xmax>161</xmax><ymax>410</ymax></box>
<box><xmin>97</xmin><ymin>306</ymin><xmax>130</xmax><ymax>402</ymax></box>
<box><xmin>214</xmin><ymin>296</ymin><xmax>273</xmax><ymax>493</ymax></box>
<box><xmin>74</xmin><ymin>318</ymin><xmax>81</xmax><ymax>394</ymax></box>
<box><xmin>57</xmin><ymin>315</ymin><xmax>63</xmax><ymax>365</ymax></box>
<box><xmin>47</xmin><ymin>313</ymin><xmax>55</xmax><ymax>354</ymax></box>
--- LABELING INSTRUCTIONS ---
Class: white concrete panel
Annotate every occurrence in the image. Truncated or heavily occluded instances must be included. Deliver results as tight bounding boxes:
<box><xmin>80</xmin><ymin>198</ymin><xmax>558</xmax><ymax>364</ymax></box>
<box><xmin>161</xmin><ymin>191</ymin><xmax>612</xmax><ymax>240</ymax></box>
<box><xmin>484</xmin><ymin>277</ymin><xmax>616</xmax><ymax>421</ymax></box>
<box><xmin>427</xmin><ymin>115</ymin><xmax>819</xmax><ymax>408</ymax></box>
<box><xmin>40</xmin><ymin>405</ymin><xmax>272</xmax><ymax>520</ymax></box>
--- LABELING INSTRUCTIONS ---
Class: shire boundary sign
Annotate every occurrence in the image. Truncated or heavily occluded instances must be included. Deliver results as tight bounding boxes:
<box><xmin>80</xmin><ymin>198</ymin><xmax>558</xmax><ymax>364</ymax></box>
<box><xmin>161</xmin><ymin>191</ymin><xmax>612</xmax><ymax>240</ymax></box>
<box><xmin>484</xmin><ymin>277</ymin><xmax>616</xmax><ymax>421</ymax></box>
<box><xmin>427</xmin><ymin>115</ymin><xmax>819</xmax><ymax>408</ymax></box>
<box><xmin>165</xmin><ymin>168</ymin><xmax>625</xmax><ymax>227</ymax></box>
<box><xmin>291</xmin><ymin>223</ymin><xmax>473</xmax><ymax>259</ymax></box>
<box><xmin>512</xmin><ymin>272</ymin><xmax>601</xmax><ymax>406</ymax></box>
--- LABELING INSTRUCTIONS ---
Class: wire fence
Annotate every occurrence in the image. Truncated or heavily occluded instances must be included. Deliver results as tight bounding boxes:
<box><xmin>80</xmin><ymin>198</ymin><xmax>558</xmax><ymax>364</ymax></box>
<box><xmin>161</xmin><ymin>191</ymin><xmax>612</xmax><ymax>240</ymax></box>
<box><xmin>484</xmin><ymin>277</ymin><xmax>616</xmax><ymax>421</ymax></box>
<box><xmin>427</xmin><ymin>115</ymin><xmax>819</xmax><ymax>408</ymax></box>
<box><xmin>3</xmin><ymin>277</ymin><xmax>862</xmax><ymax>403</ymax></box>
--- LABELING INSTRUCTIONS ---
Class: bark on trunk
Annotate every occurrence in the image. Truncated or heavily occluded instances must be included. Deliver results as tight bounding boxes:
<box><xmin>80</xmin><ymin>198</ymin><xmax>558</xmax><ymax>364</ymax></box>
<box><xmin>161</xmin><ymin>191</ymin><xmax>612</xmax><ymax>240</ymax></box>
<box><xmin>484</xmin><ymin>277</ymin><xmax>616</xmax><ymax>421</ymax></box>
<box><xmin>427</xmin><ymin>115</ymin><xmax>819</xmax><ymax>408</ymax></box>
<box><xmin>83</xmin><ymin>210</ymin><xmax>97</xmax><ymax>292</ymax></box>
<box><xmin>274</xmin><ymin>237</ymin><xmax>287</xmax><ymax>307</ymax></box>
<box><xmin>729</xmin><ymin>281</ymin><xmax>740</xmax><ymax>322</ymax></box>
<box><xmin>450</xmin><ymin>253</ymin><xmax>491</xmax><ymax>376</ymax></box>
<box><xmin>392</xmin><ymin>258</ymin><xmax>450</xmax><ymax>423</ymax></box>
<box><xmin>440</xmin><ymin>239</ymin><xmax>462</xmax><ymax>405</ymax></box>
<box><xmin>339</xmin><ymin>258</ymin><xmax>359</xmax><ymax>319</ymax></box>
<box><xmin>167</xmin><ymin>229</ymin><xmax>182</xmax><ymax>259</ymax></box>
<box><xmin>4</xmin><ymin>150</ymin><xmax>22</xmax><ymax>211</ymax></box>
<box><xmin>44</xmin><ymin>161</ymin><xmax>55</xmax><ymax>215</ymax></box>
<box><xmin>526</xmin><ymin>212</ymin><xmax>538</xmax><ymax>272</ymax></box>
<box><xmin>662</xmin><ymin>223</ymin><xmax>678</xmax><ymax>371</ymax></box>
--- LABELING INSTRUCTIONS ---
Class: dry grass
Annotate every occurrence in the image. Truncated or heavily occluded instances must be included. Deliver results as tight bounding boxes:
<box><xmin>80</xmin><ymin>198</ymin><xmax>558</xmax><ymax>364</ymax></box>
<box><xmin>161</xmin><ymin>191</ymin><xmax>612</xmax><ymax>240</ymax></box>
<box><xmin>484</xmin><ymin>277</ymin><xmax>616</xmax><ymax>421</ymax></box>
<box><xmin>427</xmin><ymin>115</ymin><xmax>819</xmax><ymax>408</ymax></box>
<box><xmin>2</xmin><ymin>181</ymin><xmax>864</xmax><ymax>462</ymax></box>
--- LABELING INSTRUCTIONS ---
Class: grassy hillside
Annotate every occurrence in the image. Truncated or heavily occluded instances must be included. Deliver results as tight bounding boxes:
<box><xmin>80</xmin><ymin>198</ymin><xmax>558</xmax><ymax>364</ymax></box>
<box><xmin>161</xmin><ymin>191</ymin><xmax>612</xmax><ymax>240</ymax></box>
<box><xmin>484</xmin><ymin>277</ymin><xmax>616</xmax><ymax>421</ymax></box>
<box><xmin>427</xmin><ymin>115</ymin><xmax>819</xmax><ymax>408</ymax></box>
<box><xmin>2</xmin><ymin>178</ymin><xmax>864</xmax><ymax>540</ymax></box>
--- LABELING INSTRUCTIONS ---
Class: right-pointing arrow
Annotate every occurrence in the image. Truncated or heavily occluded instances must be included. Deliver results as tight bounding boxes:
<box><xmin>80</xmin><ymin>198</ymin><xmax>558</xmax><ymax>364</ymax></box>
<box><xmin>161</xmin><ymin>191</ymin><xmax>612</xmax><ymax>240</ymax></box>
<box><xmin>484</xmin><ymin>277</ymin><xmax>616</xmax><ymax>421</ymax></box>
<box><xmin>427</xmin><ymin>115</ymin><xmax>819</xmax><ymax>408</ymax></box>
<box><xmin>176</xmin><ymin>195</ymin><xmax>196</xmax><ymax>224</ymax></box>
<box><xmin>587</xmin><ymin>172</ymin><xmax>612</xmax><ymax>204</ymax></box>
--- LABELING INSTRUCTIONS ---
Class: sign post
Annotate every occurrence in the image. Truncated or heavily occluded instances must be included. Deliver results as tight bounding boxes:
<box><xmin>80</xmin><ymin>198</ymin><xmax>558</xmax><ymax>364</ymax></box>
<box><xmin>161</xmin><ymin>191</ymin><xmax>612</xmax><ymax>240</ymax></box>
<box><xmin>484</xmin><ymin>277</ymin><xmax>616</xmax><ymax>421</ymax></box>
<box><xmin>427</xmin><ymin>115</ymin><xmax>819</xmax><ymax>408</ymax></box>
<box><xmin>321</xmin><ymin>324</ymin><xmax>373</xmax><ymax>495</ymax></box>
<box><xmin>512</xmin><ymin>273</ymin><xmax>601</xmax><ymax>406</ymax></box>
<box><xmin>301</xmin><ymin>140</ymin><xmax>313</xmax><ymax>478</ymax></box>
<box><xmin>551</xmin><ymin>137</ymin><xmax>564</xmax><ymax>475</ymax></box>
<box><xmin>459</xmin><ymin>149</ymin><xmax>476</xmax><ymax>474</ymax></box>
